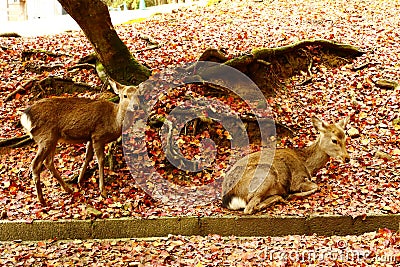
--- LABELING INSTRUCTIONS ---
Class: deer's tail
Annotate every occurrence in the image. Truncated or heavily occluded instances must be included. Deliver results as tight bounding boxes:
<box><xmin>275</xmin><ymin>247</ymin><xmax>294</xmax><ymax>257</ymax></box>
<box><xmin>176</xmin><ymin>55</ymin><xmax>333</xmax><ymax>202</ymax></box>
<box><xmin>222</xmin><ymin>194</ymin><xmax>246</xmax><ymax>210</ymax></box>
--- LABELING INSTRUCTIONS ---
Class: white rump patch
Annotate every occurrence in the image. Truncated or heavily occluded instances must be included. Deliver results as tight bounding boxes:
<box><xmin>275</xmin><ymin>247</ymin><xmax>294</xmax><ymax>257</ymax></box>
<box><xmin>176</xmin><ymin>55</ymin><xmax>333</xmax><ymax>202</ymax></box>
<box><xmin>228</xmin><ymin>196</ymin><xmax>247</xmax><ymax>210</ymax></box>
<box><xmin>20</xmin><ymin>113</ymin><xmax>33</xmax><ymax>138</ymax></box>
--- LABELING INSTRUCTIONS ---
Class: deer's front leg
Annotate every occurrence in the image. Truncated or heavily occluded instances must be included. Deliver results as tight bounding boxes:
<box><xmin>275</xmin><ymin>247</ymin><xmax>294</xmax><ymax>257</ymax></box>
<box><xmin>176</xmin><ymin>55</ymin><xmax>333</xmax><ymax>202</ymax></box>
<box><xmin>244</xmin><ymin>195</ymin><xmax>261</xmax><ymax>214</ymax></box>
<box><xmin>286</xmin><ymin>181</ymin><xmax>318</xmax><ymax>200</ymax></box>
<box><xmin>78</xmin><ymin>141</ymin><xmax>94</xmax><ymax>187</ymax></box>
<box><xmin>256</xmin><ymin>195</ymin><xmax>286</xmax><ymax>211</ymax></box>
<box><xmin>93</xmin><ymin>141</ymin><xmax>107</xmax><ymax>197</ymax></box>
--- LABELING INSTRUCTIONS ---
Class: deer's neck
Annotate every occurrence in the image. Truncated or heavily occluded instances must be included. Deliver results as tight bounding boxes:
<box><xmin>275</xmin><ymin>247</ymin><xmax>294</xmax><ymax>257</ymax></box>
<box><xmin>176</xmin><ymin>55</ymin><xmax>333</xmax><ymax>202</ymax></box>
<box><xmin>114</xmin><ymin>101</ymin><xmax>129</xmax><ymax>130</ymax></box>
<box><xmin>299</xmin><ymin>137</ymin><xmax>330</xmax><ymax>175</ymax></box>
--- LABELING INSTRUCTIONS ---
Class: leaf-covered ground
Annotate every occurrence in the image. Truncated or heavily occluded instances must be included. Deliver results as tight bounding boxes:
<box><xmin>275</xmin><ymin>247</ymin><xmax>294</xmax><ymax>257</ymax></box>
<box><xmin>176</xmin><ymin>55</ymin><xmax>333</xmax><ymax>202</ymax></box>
<box><xmin>1</xmin><ymin>229</ymin><xmax>399</xmax><ymax>266</ymax></box>
<box><xmin>1</xmin><ymin>0</ymin><xmax>399</xmax><ymax>222</ymax></box>
<box><xmin>1</xmin><ymin>0</ymin><xmax>400</xmax><ymax>265</ymax></box>
<box><xmin>0</xmin><ymin>0</ymin><xmax>399</xmax><ymax>225</ymax></box>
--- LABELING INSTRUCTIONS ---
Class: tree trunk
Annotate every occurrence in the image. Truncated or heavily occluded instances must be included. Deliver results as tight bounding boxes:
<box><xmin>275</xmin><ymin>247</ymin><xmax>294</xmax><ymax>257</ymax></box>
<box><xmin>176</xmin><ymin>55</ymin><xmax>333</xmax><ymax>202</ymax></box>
<box><xmin>57</xmin><ymin>0</ymin><xmax>151</xmax><ymax>85</ymax></box>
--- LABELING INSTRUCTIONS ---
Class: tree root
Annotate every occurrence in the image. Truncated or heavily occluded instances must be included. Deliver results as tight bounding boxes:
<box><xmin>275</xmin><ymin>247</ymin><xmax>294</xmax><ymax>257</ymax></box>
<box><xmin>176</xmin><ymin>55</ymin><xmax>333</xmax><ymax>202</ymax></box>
<box><xmin>197</xmin><ymin>39</ymin><xmax>365</xmax><ymax>96</ymax></box>
<box><xmin>153</xmin><ymin>112</ymin><xmax>294</xmax><ymax>172</ymax></box>
<box><xmin>352</xmin><ymin>61</ymin><xmax>374</xmax><ymax>71</ymax></box>
<box><xmin>374</xmin><ymin>79</ymin><xmax>399</xmax><ymax>90</ymax></box>
<box><xmin>21</xmin><ymin>49</ymin><xmax>69</xmax><ymax>61</ymax></box>
<box><xmin>68</xmin><ymin>63</ymin><xmax>96</xmax><ymax>71</ymax></box>
<box><xmin>5</xmin><ymin>86</ymin><xmax>26</xmax><ymax>102</ymax></box>
<box><xmin>134</xmin><ymin>34</ymin><xmax>161</xmax><ymax>53</ymax></box>
<box><xmin>250</xmin><ymin>39</ymin><xmax>365</xmax><ymax>59</ymax></box>
<box><xmin>4</xmin><ymin>78</ymin><xmax>38</xmax><ymax>101</ymax></box>
<box><xmin>0</xmin><ymin>32</ymin><xmax>21</xmax><ymax>38</ymax></box>
<box><xmin>0</xmin><ymin>135</ymin><xmax>33</xmax><ymax>148</ymax></box>
<box><xmin>10</xmin><ymin>136</ymin><xmax>34</xmax><ymax>148</ymax></box>
<box><xmin>5</xmin><ymin>76</ymin><xmax>102</xmax><ymax>101</ymax></box>
<box><xmin>198</xmin><ymin>48</ymin><xmax>228</xmax><ymax>62</ymax></box>
<box><xmin>22</xmin><ymin>62</ymin><xmax>64</xmax><ymax>74</ymax></box>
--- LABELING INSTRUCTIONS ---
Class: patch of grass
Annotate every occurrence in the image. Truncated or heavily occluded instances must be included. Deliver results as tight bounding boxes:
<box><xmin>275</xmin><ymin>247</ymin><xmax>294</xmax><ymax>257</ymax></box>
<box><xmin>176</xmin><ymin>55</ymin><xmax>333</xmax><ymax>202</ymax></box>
<box><xmin>122</xmin><ymin>17</ymin><xmax>147</xmax><ymax>24</ymax></box>
<box><xmin>207</xmin><ymin>0</ymin><xmax>223</xmax><ymax>6</ymax></box>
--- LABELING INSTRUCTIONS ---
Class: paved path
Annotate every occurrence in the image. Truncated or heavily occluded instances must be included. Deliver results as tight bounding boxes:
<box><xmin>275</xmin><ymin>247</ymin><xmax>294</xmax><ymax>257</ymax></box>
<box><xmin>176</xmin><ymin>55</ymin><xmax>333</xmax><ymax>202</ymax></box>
<box><xmin>0</xmin><ymin>2</ymin><xmax>206</xmax><ymax>37</ymax></box>
<box><xmin>1</xmin><ymin>214</ymin><xmax>399</xmax><ymax>241</ymax></box>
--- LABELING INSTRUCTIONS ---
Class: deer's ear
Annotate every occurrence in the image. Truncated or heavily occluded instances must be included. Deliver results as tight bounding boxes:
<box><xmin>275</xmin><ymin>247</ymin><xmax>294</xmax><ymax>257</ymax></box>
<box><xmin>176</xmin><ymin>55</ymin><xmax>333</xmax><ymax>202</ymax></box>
<box><xmin>337</xmin><ymin>116</ymin><xmax>350</xmax><ymax>129</ymax></box>
<box><xmin>108</xmin><ymin>79</ymin><xmax>124</xmax><ymax>94</ymax></box>
<box><xmin>311</xmin><ymin>116</ymin><xmax>328</xmax><ymax>132</ymax></box>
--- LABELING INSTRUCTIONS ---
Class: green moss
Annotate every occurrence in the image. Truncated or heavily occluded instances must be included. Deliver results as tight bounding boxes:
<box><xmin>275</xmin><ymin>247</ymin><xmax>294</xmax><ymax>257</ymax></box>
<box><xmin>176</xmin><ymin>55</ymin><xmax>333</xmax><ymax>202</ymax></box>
<box><xmin>95</xmin><ymin>62</ymin><xmax>107</xmax><ymax>82</ymax></box>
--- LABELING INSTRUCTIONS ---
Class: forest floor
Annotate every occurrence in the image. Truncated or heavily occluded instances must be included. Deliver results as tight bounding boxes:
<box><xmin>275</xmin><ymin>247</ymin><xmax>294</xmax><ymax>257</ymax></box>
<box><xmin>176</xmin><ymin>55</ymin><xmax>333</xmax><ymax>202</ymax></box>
<box><xmin>0</xmin><ymin>0</ymin><xmax>399</xmax><ymax>265</ymax></box>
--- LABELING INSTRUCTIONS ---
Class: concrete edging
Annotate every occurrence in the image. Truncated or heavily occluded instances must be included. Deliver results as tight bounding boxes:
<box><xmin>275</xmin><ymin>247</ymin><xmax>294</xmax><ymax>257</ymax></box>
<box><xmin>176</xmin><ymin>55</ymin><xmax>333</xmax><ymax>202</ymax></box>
<box><xmin>1</xmin><ymin>214</ymin><xmax>399</xmax><ymax>241</ymax></box>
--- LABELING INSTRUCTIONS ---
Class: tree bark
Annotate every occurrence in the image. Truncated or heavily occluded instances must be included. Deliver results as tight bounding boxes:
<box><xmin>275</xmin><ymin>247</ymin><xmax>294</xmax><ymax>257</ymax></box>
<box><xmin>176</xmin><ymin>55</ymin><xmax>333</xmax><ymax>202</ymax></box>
<box><xmin>57</xmin><ymin>0</ymin><xmax>151</xmax><ymax>85</ymax></box>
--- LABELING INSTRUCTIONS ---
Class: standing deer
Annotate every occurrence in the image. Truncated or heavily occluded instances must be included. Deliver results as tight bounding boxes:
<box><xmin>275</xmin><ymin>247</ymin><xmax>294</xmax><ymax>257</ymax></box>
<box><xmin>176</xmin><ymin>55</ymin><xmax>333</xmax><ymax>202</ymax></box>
<box><xmin>20</xmin><ymin>79</ymin><xmax>138</xmax><ymax>206</ymax></box>
<box><xmin>222</xmin><ymin>116</ymin><xmax>350</xmax><ymax>214</ymax></box>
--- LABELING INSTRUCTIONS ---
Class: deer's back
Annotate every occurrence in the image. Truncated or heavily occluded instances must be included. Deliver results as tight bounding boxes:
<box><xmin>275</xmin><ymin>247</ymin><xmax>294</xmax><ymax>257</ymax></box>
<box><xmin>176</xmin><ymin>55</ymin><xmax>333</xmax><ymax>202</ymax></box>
<box><xmin>223</xmin><ymin>147</ymin><xmax>310</xmax><ymax>200</ymax></box>
<box><xmin>24</xmin><ymin>97</ymin><xmax>117</xmax><ymax>143</ymax></box>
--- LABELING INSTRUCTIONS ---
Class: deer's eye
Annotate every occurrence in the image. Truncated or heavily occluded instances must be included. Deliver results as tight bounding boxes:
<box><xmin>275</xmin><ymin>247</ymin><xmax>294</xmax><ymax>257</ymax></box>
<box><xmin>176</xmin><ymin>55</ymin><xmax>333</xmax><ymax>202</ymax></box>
<box><xmin>332</xmin><ymin>139</ymin><xmax>338</xmax><ymax>144</ymax></box>
<box><xmin>124</xmin><ymin>95</ymin><xmax>128</xmax><ymax>98</ymax></box>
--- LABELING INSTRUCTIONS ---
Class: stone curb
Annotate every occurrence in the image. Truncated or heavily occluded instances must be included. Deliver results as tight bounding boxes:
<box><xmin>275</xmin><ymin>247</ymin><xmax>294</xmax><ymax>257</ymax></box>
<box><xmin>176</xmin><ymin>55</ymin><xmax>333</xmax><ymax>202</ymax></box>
<box><xmin>1</xmin><ymin>214</ymin><xmax>399</xmax><ymax>241</ymax></box>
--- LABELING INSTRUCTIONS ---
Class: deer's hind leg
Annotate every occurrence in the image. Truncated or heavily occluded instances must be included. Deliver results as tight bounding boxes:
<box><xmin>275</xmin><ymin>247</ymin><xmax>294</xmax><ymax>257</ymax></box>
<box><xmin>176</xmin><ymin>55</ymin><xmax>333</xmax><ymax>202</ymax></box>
<box><xmin>44</xmin><ymin>148</ymin><xmax>73</xmax><ymax>195</ymax></box>
<box><xmin>244</xmin><ymin>171</ymin><xmax>280</xmax><ymax>214</ymax></box>
<box><xmin>31</xmin><ymin>141</ymin><xmax>54</xmax><ymax>205</ymax></box>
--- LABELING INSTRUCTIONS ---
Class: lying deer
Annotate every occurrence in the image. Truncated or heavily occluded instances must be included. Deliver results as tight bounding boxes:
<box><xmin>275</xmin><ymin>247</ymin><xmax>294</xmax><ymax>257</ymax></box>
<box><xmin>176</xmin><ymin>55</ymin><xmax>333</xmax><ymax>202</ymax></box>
<box><xmin>20</xmin><ymin>79</ymin><xmax>138</xmax><ymax>205</ymax></box>
<box><xmin>222</xmin><ymin>116</ymin><xmax>350</xmax><ymax>214</ymax></box>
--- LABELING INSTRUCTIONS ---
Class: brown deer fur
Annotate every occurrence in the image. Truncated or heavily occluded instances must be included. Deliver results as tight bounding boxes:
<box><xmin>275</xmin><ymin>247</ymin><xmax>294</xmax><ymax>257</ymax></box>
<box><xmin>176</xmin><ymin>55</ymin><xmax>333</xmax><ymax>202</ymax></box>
<box><xmin>222</xmin><ymin>116</ymin><xmax>350</xmax><ymax>214</ymax></box>
<box><xmin>20</xmin><ymin>80</ymin><xmax>138</xmax><ymax>205</ymax></box>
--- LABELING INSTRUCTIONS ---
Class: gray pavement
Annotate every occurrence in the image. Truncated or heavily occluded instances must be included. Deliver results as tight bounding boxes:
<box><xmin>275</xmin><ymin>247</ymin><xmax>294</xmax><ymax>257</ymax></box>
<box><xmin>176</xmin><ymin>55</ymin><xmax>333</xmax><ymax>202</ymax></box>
<box><xmin>0</xmin><ymin>2</ymin><xmax>206</xmax><ymax>37</ymax></box>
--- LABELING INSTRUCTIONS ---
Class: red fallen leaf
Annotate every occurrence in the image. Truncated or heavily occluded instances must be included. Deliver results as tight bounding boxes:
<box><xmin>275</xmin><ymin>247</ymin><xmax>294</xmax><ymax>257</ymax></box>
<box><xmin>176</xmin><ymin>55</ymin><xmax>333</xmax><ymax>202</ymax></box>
<box><xmin>120</xmin><ymin>187</ymin><xmax>130</xmax><ymax>193</ymax></box>
<box><xmin>72</xmin><ymin>191</ymin><xmax>81</xmax><ymax>198</ymax></box>
<box><xmin>37</xmin><ymin>241</ymin><xmax>46</xmax><ymax>247</ymax></box>
<box><xmin>376</xmin><ymin>228</ymin><xmax>393</xmax><ymax>236</ymax></box>
<box><xmin>241</xmin><ymin>252</ymin><xmax>255</xmax><ymax>260</ymax></box>
<box><xmin>8</xmin><ymin>186</ymin><xmax>18</xmax><ymax>195</ymax></box>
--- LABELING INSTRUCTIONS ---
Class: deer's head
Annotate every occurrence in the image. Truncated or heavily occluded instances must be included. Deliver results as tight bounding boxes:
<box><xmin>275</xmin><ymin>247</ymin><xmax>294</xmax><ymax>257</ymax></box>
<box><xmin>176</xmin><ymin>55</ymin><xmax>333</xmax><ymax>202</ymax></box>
<box><xmin>312</xmin><ymin>116</ymin><xmax>350</xmax><ymax>163</ymax></box>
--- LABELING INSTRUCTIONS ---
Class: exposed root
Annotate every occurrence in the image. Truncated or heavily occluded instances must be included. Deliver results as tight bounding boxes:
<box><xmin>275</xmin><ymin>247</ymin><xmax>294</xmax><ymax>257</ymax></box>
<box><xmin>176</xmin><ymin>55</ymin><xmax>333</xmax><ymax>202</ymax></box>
<box><xmin>198</xmin><ymin>39</ymin><xmax>365</xmax><ymax>96</ymax></box>
<box><xmin>374</xmin><ymin>79</ymin><xmax>399</xmax><ymax>90</ymax></box>
<box><xmin>0</xmin><ymin>135</ymin><xmax>32</xmax><ymax>148</ymax></box>
<box><xmin>21</xmin><ymin>49</ymin><xmax>69</xmax><ymax>61</ymax></box>
<box><xmin>134</xmin><ymin>34</ymin><xmax>161</xmax><ymax>53</ymax></box>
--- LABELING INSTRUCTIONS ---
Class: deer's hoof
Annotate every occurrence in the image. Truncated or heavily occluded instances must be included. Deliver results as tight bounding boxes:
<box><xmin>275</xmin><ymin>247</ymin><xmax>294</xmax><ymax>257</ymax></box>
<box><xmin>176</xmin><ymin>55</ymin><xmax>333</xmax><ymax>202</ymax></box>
<box><xmin>77</xmin><ymin>182</ymin><xmax>84</xmax><ymax>190</ymax></box>
<box><xmin>244</xmin><ymin>206</ymin><xmax>255</xmax><ymax>214</ymax></box>
<box><xmin>65</xmin><ymin>186</ymin><xmax>73</xmax><ymax>194</ymax></box>
<box><xmin>38</xmin><ymin>198</ymin><xmax>47</xmax><ymax>206</ymax></box>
